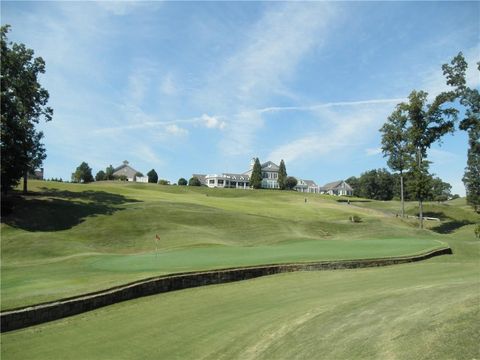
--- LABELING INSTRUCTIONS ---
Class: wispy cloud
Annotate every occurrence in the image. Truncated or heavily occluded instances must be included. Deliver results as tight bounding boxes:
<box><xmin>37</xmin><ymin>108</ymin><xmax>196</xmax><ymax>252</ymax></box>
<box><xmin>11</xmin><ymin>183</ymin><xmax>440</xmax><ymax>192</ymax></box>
<box><xmin>267</xmin><ymin>102</ymin><xmax>394</xmax><ymax>163</ymax></box>
<box><xmin>165</xmin><ymin>124</ymin><xmax>188</xmax><ymax>136</ymax></box>
<box><xmin>96</xmin><ymin>1</ymin><xmax>162</xmax><ymax>16</ymax></box>
<box><xmin>193</xmin><ymin>2</ymin><xmax>337</xmax><ymax>156</ymax></box>
<box><xmin>254</xmin><ymin>98</ymin><xmax>406</xmax><ymax>114</ymax></box>
<box><xmin>201</xmin><ymin>114</ymin><xmax>226</xmax><ymax>130</ymax></box>
<box><xmin>365</xmin><ymin>147</ymin><xmax>382</xmax><ymax>156</ymax></box>
<box><xmin>160</xmin><ymin>73</ymin><xmax>178</xmax><ymax>96</ymax></box>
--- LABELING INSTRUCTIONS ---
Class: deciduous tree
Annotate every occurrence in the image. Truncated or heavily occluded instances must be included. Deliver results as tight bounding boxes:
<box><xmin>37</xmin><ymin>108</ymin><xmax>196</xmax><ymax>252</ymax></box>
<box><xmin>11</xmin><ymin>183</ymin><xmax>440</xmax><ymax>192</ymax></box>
<box><xmin>188</xmin><ymin>177</ymin><xmax>201</xmax><ymax>186</ymax></box>
<box><xmin>1</xmin><ymin>25</ymin><xmax>53</xmax><ymax>195</ymax></box>
<box><xmin>442</xmin><ymin>52</ymin><xmax>480</xmax><ymax>212</ymax></box>
<box><xmin>380</xmin><ymin>107</ymin><xmax>412</xmax><ymax>216</ymax></box>
<box><xmin>95</xmin><ymin>170</ymin><xmax>106</xmax><ymax>182</ymax></box>
<box><xmin>105</xmin><ymin>165</ymin><xmax>115</xmax><ymax>180</ymax></box>
<box><xmin>402</xmin><ymin>90</ymin><xmax>457</xmax><ymax>228</ymax></box>
<box><xmin>285</xmin><ymin>176</ymin><xmax>297</xmax><ymax>190</ymax></box>
<box><xmin>178</xmin><ymin>178</ymin><xmax>187</xmax><ymax>186</ymax></box>
<box><xmin>72</xmin><ymin>162</ymin><xmax>94</xmax><ymax>183</ymax></box>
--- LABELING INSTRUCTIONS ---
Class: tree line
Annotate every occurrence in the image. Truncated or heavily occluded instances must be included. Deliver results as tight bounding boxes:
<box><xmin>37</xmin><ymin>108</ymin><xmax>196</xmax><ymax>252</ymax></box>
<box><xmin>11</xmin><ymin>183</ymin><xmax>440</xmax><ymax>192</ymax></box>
<box><xmin>346</xmin><ymin>169</ymin><xmax>454</xmax><ymax>203</ymax></box>
<box><xmin>378</xmin><ymin>52</ymin><xmax>479</xmax><ymax>228</ymax></box>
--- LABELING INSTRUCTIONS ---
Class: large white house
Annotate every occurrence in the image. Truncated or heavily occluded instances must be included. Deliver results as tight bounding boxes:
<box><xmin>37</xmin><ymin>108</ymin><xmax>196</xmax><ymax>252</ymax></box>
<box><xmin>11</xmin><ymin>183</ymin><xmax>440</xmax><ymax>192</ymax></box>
<box><xmin>193</xmin><ymin>159</ymin><xmax>353</xmax><ymax>195</ymax></box>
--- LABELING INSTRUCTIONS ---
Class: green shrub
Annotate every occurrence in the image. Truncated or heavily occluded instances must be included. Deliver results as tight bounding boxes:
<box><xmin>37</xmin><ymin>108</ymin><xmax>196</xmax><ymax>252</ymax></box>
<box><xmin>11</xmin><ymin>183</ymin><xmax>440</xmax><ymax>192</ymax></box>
<box><xmin>350</xmin><ymin>215</ymin><xmax>362</xmax><ymax>223</ymax></box>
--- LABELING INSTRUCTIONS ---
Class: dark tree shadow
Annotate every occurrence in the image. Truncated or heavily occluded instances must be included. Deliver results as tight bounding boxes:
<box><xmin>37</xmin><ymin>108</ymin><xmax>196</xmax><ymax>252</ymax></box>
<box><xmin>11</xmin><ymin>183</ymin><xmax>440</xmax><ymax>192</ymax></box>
<box><xmin>431</xmin><ymin>220</ymin><xmax>475</xmax><ymax>234</ymax></box>
<box><xmin>411</xmin><ymin>211</ymin><xmax>475</xmax><ymax>234</ymax></box>
<box><xmin>2</xmin><ymin>189</ymin><xmax>140</xmax><ymax>231</ymax></box>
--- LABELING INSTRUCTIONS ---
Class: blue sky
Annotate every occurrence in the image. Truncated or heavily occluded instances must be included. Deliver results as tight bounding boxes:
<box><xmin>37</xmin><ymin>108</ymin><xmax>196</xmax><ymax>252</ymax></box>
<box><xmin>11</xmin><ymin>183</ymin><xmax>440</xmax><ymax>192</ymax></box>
<box><xmin>2</xmin><ymin>1</ymin><xmax>479</xmax><ymax>194</ymax></box>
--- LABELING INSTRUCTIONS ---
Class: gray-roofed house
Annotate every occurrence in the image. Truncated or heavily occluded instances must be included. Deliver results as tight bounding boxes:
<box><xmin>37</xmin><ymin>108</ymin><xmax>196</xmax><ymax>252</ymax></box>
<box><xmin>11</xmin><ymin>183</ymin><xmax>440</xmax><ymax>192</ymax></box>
<box><xmin>295</xmin><ymin>179</ymin><xmax>319</xmax><ymax>193</ymax></box>
<box><xmin>113</xmin><ymin>161</ymin><xmax>148</xmax><ymax>182</ymax></box>
<box><xmin>294</xmin><ymin>178</ymin><xmax>308</xmax><ymax>192</ymax></box>
<box><xmin>193</xmin><ymin>158</ymin><xmax>351</xmax><ymax>195</ymax></box>
<box><xmin>320</xmin><ymin>180</ymin><xmax>353</xmax><ymax>196</ymax></box>
<box><xmin>243</xmin><ymin>159</ymin><xmax>281</xmax><ymax>189</ymax></box>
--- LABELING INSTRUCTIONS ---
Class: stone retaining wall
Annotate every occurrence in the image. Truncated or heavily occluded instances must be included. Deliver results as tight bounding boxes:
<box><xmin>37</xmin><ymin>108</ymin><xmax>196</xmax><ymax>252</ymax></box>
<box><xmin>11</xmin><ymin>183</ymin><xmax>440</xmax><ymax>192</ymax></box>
<box><xmin>1</xmin><ymin>247</ymin><xmax>452</xmax><ymax>333</ymax></box>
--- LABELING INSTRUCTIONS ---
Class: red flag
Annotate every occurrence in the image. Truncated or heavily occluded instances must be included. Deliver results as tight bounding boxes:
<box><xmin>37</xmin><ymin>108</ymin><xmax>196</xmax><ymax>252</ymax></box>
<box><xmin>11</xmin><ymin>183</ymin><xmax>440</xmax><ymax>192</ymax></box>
<box><xmin>155</xmin><ymin>234</ymin><xmax>160</xmax><ymax>241</ymax></box>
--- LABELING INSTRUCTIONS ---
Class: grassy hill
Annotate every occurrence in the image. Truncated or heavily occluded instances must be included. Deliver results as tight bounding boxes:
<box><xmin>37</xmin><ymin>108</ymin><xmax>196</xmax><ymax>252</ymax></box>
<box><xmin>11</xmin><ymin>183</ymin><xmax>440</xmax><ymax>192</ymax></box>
<box><xmin>1</xmin><ymin>180</ymin><xmax>479</xmax><ymax>359</ymax></box>
<box><xmin>1</xmin><ymin>180</ymin><xmax>449</xmax><ymax>310</ymax></box>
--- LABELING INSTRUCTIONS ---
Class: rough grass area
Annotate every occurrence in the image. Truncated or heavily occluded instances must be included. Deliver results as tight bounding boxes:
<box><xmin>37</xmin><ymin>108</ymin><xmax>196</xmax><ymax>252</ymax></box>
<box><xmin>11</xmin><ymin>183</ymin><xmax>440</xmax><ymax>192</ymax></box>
<box><xmin>1</xmin><ymin>181</ymin><xmax>447</xmax><ymax>309</ymax></box>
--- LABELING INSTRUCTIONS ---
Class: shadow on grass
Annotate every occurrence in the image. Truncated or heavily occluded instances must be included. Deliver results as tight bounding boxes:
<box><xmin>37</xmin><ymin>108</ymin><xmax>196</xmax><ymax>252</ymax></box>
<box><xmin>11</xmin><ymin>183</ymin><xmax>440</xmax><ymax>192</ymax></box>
<box><xmin>431</xmin><ymin>220</ymin><xmax>475</xmax><ymax>234</ymax></box>
<box><xmin>2</xmin><ymin>189</ymin><xmax>140</xmax><ymax>231</ymax></box>
<box><xmin>406</xmin><ymin>210</ymin><xmax>476</xmax><ymax>234</ymax></box>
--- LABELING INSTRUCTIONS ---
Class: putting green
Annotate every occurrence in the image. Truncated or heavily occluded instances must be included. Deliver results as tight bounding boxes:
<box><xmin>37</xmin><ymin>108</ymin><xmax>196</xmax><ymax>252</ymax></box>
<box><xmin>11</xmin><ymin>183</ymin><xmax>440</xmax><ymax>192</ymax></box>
<box><xmin>1</xmin><ymin>238</ymin><xmax>444</xmax><ymax>310</ymax></box>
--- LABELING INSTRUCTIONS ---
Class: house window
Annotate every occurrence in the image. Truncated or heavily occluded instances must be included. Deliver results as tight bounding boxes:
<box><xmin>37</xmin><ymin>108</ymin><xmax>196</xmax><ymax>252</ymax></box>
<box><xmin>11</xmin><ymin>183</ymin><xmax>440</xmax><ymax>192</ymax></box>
<box><xmin>209</xmin><ymin>179</ymin><xmax>215</xmax><ymax>184</ymax></box>
<box><xmin>218</xmin><ymin>180</ymin><xmax>224</xmax><ymax>185</ymax></box>
<box><xmin>239</xmin><ymin>182</ymin><xmax>243</xmax><ymax>186</ymax></box>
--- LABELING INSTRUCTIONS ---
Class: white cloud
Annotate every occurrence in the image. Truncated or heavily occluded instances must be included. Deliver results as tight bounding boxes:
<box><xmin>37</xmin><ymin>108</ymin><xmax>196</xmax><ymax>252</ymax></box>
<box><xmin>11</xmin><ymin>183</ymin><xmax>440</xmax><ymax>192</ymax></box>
<box><xmin>365</xmin><ymin>147</ymin><xmax>382</xmax><ymax>156</ymax></box>
<box><xmin>194</xmin><ymin>2</ymin><xmax>337</xmax><ymax>156</ymax></box>
<box><xmin>132</xmin><ymin>145</ymin><xmax>163</xmax><ymax>166</ymax></box>
<box><xmin>96</xmin><ymin>1</ymin><xmax>160</xmax><ymax>16</ymax></box>
<box><xmin>201</xmin><ymin>114</ymin><xmax>226</xmax><ymax>130</ymax></box>
<box><xmin>267</xmin><ymin>103</ymin><xmax>393</xmax><ymax>163</ymax></box>
<box><xmin>165</xmin><ymin>124</ymin><xmax>188</xmax><ymax>136</ymax></box>
<box><xmin>254</xmin><ymin>98</ymin><xmax>406</xmax><ymax>115</ymax></box>
<box><xmin>160</xmin><ymin>73</ymin><xmax>178</xmax><ymax>96</ymax></box>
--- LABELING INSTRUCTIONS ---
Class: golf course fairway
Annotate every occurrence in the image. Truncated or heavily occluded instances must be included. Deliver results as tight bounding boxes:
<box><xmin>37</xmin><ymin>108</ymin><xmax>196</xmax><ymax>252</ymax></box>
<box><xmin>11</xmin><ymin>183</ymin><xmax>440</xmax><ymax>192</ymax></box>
<box><xmin>1</xmin><ymin>181</ymin><xmax>478</xmax><ymax>359</ymax></box>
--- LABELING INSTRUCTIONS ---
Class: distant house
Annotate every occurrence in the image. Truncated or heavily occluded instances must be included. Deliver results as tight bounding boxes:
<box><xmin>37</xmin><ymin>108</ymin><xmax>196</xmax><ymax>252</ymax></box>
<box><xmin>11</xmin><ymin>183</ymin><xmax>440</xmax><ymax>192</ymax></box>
<box><xmin>319</xmin><ymin>180</ymin><xmax>353</xmax><ymax>196</ymax></box>
<box><xmin>194</xmin><ymin>158</ymin><xmax>281</xmax><ymax>189</ymax></box>
<box><xmin>295</xmin><ymin>179</ymin><xmax>319</xmax><ymax>193</ymax></box>
<box><xmin>193</xmin><ymin>158</ymin><xmax>353</xmax><ymax>196</ymax></box>
<box><xmin>113</xmin><ymin>161</ymin><xmax>148</xmax><ymax>182</ymax></box>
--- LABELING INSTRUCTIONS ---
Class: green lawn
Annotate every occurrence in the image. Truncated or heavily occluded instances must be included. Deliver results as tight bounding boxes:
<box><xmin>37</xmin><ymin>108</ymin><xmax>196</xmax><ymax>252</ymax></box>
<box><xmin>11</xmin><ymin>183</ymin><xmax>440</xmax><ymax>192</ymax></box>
<box><xmin>1</xmin><ymin>181</ymin><xmax>446</xmax><ymax>309</ymax></box>
<box><xmin>1</xmin><ymin>180</ymin><xmax>479</xmax><ymax>359</ymax></box>
<box><xmin>1</xmin><ymin>225</ymin><xmax>478</xmax><ymax>359</ymax></box>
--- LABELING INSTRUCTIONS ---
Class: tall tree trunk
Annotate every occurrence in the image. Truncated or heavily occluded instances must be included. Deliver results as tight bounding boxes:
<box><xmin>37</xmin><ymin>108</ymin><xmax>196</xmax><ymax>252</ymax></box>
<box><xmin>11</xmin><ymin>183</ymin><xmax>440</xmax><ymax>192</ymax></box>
<box><xmin>419</xmin><ymin>198</ymin><xmax>424</xmax><ymax>229</ymax></box>
<box><xmin>417</xmin><ymin>149</ymin><xmax>423</xmax><ymax>229</ymax></box>
<box><xmin>400</xmin><ymin>172</ymin><xmax>405</xmax><ymax>218</ymax></box>
<box><xmin>23</xmin><ymin>170</ymin><xmax>28</xmax><ymax>194</ymax></box>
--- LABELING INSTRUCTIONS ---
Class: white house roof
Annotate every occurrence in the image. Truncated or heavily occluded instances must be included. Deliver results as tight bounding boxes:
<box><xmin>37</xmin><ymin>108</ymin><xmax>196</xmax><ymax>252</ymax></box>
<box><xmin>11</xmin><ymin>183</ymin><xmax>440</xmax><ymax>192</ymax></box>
<box><xmin>261</xmin><ymin>161</ymin><xmax>279</xmax><ymax>171</ymax></box>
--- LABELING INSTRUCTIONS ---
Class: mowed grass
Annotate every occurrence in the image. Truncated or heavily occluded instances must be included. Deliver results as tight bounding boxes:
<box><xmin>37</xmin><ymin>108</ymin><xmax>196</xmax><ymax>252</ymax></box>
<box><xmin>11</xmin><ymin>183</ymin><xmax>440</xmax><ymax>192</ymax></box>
<box><xmin>1</xmin><ymin>226</ymin><xmax>478</xmax><ymax>359</ymax></box>
<box><xmin>1</xmin><ymin>181</ymin><xmax>479</xmax><ymax>359</ymax></box>
<box><xmin>1</xmin><ymin>180</ymin><xmax>446</xmax><ymax>309</ymax></box>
